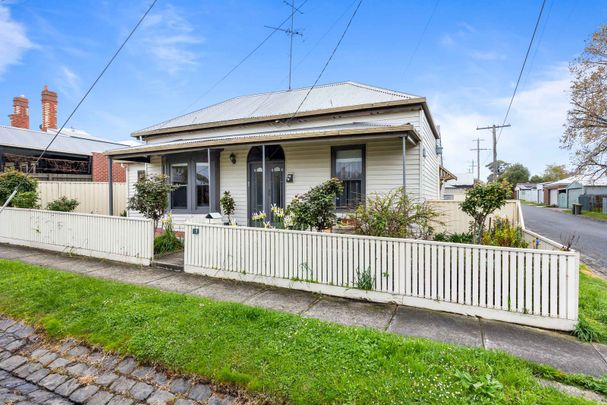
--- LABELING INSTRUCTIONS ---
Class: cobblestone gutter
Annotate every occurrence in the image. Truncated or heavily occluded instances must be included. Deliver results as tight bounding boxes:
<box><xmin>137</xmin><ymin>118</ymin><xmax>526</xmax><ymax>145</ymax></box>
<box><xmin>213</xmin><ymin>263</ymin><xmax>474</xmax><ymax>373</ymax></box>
<box><xmin>0</xmin><ymin>316</ymin><xmax>249</xmax><ymax>404</ymax></box>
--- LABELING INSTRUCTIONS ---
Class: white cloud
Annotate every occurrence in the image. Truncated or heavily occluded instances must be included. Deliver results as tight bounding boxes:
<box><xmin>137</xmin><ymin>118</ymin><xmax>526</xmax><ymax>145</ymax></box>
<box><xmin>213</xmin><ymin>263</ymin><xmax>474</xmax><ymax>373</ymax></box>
<box><xmin>469</xmin><ymin>50</ymin><xmax>506</xmax><ymax>61</ymax></box>
<box><xmin>57</xmin><ymin>66</ymin><xmax>82</xmax><ymax>98</ymax></box>
<box><xmin>138</xmin><ymin>4</ymin><xmax>203</xmax><ymax>75</ymax></box>
<box><xmin>0</xmin><ymin>5</ymin><xmax>34</xmax><ymax>78</ymax></box>
<box><xmin>435</xmin><ymin>64</ymin><xmax>573</xmax><ymax>180</ymax></box>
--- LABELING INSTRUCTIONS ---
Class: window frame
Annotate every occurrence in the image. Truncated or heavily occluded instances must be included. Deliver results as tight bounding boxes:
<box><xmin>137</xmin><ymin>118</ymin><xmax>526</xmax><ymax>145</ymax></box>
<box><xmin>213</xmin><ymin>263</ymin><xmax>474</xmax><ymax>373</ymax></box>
<box><xmin>331</xmin><ymin>144</ymin><xmax>366</xmax><ymax>210</ymax></box>
<box><xmin>164</xmin><ymin>150</ymin><xmax>218</xmax><ymax>214</ymax></box>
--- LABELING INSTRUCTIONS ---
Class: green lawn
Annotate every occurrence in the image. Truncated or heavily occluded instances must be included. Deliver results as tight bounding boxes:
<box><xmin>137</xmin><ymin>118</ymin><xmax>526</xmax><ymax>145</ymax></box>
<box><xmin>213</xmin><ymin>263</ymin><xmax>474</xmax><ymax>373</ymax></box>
<box><xmin>576</xmin><ymin>266</ymin><xmax>607</xmax><ymax>343</ymax></box>
<box><xmin>0</xmin><ymin>259</ymin><xmax>604</xmax><ymax>404</ymax></box>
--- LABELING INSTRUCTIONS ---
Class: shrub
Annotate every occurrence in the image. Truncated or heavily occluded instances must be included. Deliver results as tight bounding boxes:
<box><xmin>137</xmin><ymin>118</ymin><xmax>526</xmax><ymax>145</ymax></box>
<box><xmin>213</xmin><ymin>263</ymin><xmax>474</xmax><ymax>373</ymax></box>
<box><xmin>434</xmin><ymin>232</ymin><xmax>474</xmax><ymax>244</ymax></box>
<box><xmin>286</xmin><ymin>178</ymin><xmax>344</xmax><ymax>231</ymax></box>
<box><xmin>0</xmin><ymin>169</ymin><xmax>38</xmax><ymax>208</ymax></box>
<box><xmin>220</xmin><ymin>191</ymin><xmax>236</xmax><ymax>224</ymax></box>
<box><xmin>46</xmin><ymin>196</ymin><xmax>79</xmax><ymax>212</ymax></box>
<box><xmin>460</xmin><ymin>181</ymin><xmax>511</xmax><ymax>244</ymax></box>
<box><xmin>481</xmin><ymin>217</ymin><xmax>529</xmax><ymax>248</ymax></box>
<box><xmin>350</xmin><ymin>188</ymin><xmax>440</xmax><ymax>239</ymax></box>
<box><xmin>128</xmin><ymin>174</ymin><xmax>176</xmax><ymax>228</ymax></box>
<box><xmin>154</xmin><ymin>214</ymin><xmax>183</xmax><ymax>256</ymax></box>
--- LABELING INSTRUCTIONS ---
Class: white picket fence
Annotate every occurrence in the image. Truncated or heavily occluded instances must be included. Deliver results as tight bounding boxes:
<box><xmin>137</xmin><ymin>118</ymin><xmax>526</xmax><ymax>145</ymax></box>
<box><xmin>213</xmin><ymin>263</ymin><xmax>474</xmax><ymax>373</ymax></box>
<box><xmin>0</xmin><ymin>208</ymin><xmax>154</xmax><ymax>265</ymax></box>
<box><xmin>184</xmin><ymin>224</ymin><xmax>579</xmax><ymax>330</ymax></box>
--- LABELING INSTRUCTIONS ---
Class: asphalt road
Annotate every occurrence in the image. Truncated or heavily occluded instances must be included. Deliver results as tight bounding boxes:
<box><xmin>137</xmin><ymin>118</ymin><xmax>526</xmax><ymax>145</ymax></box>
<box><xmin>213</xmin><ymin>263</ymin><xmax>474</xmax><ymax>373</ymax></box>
<box><xmin>522</xmin><ymin>204</ymin><xmax>607</xmax><ymax>276</ymax></box>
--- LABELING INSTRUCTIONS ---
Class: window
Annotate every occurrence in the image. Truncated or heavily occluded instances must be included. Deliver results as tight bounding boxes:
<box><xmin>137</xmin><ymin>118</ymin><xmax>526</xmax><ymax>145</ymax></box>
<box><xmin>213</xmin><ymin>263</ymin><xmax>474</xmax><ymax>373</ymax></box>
<box><xmin>170</xmin><ymin>163</ymin><xmax>188</xmax><ymax>209</ymax></box>
<box><xmin>137</xmin><ymin>170</ymin><xmax>146</xmax><ymax>181</ymax></box>
<box><xmin>165</xmin><ymin>150</ymin><xmax>217</xmax><ymax>212</ymax></box>
<box><xmin>195</xmin><ymin>162</ymin><xmax>209</xmax><ymax>207</ymax></box>
<box><xmin>332</xmin><ymin>145</ymin><xmax>365</xmax><ymax>209</ymax></box>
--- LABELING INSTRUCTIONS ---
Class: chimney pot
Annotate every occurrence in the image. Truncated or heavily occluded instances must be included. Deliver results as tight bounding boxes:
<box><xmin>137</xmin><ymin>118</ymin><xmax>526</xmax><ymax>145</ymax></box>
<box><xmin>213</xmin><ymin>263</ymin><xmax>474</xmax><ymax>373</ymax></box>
<box><xmin>9</xmin><ymin>95</ymin><xmax>29</xmax><ymax>129</ymax></box>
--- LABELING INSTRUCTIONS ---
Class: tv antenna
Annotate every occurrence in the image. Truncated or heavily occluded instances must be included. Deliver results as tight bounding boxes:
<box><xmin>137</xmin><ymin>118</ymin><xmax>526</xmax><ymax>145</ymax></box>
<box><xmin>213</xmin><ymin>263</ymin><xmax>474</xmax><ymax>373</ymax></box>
<box><xmin>265</xmin><ymin>0</ymin><xmax>304</xmax><ymax>90</ymax></box>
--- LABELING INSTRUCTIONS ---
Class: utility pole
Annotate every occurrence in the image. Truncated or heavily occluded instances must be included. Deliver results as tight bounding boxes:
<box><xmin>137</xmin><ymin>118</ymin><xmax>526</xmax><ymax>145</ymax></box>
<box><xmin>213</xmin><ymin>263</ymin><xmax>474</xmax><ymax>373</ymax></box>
<box><xmin>476</xmin><ymin>124</ymin><xmax>511</xmax><ymax>181</ymax></box>
<box><xmin>265</xmin><ymin>0</ymin><xmax>303</xmax><ymax>90</ymax></box>
<box><xmin>470</xmin><ymin>138</ymin><xmax>490</xmax><ymax>182</ymax></box>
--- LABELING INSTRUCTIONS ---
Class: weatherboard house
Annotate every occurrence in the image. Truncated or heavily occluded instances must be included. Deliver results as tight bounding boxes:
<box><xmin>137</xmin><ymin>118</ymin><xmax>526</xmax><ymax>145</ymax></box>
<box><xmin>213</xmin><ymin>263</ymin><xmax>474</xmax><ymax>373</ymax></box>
<box><xmin>106</xmin><ymin>82</ymin><xmax>453</xmax><ymax>225</ymax></box>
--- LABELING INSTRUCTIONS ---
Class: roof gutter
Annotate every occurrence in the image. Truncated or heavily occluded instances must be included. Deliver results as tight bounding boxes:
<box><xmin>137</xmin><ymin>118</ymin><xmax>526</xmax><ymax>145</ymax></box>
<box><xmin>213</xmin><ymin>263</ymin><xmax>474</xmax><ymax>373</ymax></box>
<box><xmin>108</xmin><ymin>124</ymin><xmax>418</xmax><ymax>158</ymax></box>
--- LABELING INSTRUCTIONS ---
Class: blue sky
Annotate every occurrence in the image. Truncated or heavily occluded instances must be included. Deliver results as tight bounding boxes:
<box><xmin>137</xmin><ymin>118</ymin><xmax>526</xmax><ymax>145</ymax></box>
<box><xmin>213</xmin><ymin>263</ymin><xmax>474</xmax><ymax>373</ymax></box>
<box><xmin>1</xmin><ymin>0</ymin><xmax>605</xmax><ymax>181</ymax></box>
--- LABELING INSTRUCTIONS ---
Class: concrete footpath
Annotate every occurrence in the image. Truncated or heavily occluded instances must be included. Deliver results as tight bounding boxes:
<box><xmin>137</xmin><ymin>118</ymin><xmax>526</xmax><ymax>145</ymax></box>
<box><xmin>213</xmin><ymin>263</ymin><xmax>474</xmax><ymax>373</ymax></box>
<box><xmin>1</xmin><ymin>243</ymin><xmax>606</xmax><ymax>378</ymax></box>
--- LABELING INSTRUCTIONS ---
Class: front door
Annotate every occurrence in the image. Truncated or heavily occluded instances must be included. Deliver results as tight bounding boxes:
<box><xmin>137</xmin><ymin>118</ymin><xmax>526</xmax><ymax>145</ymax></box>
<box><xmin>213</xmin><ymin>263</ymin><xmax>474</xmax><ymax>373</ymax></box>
<box><xmin>248</xmin><ymin>161</ymin><xmax>285</xmax><ymax>224</ymax></box>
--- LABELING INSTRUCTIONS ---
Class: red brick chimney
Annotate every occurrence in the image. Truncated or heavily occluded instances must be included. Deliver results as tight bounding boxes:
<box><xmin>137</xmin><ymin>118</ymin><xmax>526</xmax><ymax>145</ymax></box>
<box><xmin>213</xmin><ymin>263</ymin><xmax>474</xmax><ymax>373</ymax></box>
<box><xmin>41</xmin><ymin>85</ymin><xmax>58</xmax><ymax>132</ymax></box>
<box><xmin>9</xmin><ymin>96</ymin><xmax>29</xmax><ymax>129</ymax></box>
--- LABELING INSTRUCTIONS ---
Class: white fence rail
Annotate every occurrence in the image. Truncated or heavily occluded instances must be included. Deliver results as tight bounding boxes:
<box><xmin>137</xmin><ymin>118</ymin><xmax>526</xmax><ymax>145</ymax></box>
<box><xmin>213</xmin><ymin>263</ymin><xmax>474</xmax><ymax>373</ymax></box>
<box><xmin>429</xmin><ymin>200</ymin><xmax>521</xmax><ymax>234</ymax></box>
<box><xmin>38</xmin><ymin>182</ymin><xmax>127</xmax><ymax>216</ymax></box>
<box><xmin>184</xmin><ymin>224</ymin><xmax>579</xmax><ymax>330</ymax></box>
<box><xmin>0</xmin><ymin>208</ymin><xmax>153</xmax><ymax>265</ymax></box>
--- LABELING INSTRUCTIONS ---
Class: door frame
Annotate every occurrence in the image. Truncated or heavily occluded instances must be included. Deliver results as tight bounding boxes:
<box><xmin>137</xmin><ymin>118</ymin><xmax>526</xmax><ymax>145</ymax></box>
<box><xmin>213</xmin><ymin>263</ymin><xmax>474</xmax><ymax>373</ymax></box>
<box><xmin>247</xmin><ymin>146</ymin><xmax>286</xmax><ymax>226</ymax></box>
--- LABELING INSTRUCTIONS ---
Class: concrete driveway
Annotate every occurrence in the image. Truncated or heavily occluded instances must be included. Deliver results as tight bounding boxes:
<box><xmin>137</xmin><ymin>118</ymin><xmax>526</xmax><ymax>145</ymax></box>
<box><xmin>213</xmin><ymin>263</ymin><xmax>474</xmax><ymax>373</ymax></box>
<box><xmin>522</xmin><ymin>204</ymin><xmax>607</xmax><ymax>276</ymax></box>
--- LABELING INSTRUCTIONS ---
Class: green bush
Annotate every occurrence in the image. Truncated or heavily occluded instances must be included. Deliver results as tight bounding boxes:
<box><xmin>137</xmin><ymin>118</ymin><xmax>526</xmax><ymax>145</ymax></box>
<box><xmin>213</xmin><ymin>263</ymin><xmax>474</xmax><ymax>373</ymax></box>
<box><xmin>154</xmin><ymin>215</ymin><xmax>183</xmax><ymax>256</ymax></box>
<box><xmin>46</xmin><ymin>196</ymin><xmax>79</xmax><ymax>212</ymax></box>
<box><xmin>350</xmin><ymin>188</ymin><xmax>440</xmax><ymax>239</ymax></box>
<box><xmin>481</xmin><ymin>217</ymin><xmax>528</xmax><ymax>248</ymax></box>
<box><xmin>434</xmin><ymin>232</ymin><xmax>474</xmax><ymax>244</ymax></box>
<box><xmin>286</xmin><ymin>178</ymin><xmax>344</xmax><ymax>231</ymax></box>
<box><xmin>0</xmin><ymin>170</ymin><xmax>38</xmax><ymax>208</ymax></box>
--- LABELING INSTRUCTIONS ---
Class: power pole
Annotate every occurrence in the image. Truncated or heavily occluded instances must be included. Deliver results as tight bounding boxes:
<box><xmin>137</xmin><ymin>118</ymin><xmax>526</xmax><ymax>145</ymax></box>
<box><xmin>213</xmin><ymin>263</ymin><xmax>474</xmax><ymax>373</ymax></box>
<box><xmin>265</xmin><ymin>0</ymin><xmax>304</xmax><ymax>90</ymax></box>
<box><xmin>476</xmin><ymin>124</ymin><xmax>511</xmax><ymax>181</ymax></box>
<box><xmin>470</xmin><ymin>138</ymin><xmax>490</xmax><ymax>182</ymax></box>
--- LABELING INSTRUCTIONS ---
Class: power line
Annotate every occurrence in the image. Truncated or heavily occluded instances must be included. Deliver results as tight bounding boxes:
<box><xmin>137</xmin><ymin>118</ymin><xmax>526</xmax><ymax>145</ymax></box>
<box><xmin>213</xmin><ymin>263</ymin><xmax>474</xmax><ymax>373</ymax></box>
<box><xmin>173</xmin><ymin>0</ymin><xmax>309</xmax><ymax>123</ymax></box>
<box><xmin>470</xmin><ymin>138</ymin><xmax>490</xmax><ymax>181</ymax></box>
<box><xmin>496</xmin><ymin>0</ymin><xmax>547</xmax><ymax>144</ymax></box>
<box><xmin>1</xmin><ymin>0</ymin><xmax>158</xmax><ymax>212</ymax></box>
<box><xmin>403</xmin><ymin>0</ymin><xmax>440</xmax><ymax>75</ymax></box>
<box><xmin>287</xmin><ymin>0</ymin><xmax>364</xmax><ymax>123</ymax></box>
<box><xmin>481</xmin><ymin>0</ymin><xmax>547</xmax><ymax>166</ymax></box>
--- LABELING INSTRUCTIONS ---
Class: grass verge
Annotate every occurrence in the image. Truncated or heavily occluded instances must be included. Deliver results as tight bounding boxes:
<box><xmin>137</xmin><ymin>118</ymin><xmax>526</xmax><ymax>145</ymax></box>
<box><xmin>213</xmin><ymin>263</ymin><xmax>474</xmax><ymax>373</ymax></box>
<box><xmin>0</xmin><ymin>259</ymin><xmax>603</xmax><ymax>404</ymax></box>
<box><xmin>575</xmin><ymin>265</ymin><xmax>607</xmax><ymax>343</ymax></box>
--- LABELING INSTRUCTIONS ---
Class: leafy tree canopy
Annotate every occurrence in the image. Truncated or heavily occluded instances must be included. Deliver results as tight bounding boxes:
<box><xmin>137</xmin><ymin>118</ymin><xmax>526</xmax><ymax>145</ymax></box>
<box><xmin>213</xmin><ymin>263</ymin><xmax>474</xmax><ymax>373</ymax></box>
<box><xmin>563</xmin><ymin>24</ymin><xmax>607</xmax><ymax>177</ymax></box>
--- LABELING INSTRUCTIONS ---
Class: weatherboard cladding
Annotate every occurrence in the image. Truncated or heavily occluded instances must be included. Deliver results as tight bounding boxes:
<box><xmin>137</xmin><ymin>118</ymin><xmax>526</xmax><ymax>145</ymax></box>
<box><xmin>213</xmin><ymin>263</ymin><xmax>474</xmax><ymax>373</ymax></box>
<box><xmin>133</xmin><ymin>81</ymin><xmax>421</xmax><ymax>136</ymax></box>
<box><xmin>0</xmin><ymin>125</ymin><xmax>124</xmax><ymax>156</ymax></box>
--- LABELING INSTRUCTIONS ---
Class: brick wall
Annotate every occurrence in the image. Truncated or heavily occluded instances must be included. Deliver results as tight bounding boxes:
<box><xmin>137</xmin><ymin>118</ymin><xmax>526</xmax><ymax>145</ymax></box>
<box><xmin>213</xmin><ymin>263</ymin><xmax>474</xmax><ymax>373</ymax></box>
<box><xmin>91</xmin><ymin>153</ymin><xmax>126</xmax><ymax>182</ymax></box>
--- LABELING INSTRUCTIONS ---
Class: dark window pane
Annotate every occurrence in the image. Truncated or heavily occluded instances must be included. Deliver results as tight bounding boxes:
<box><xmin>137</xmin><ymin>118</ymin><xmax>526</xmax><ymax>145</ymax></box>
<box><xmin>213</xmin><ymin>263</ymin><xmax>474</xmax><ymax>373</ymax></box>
<box><xmin>333</xmin><ymin>147</ymin><xmax>364</xmax><ymax>208</ymax></box>
<box><xmin>170</xmin><ymin>163</ymin><xmax>188</xmax><ymax>209</ymax></box>
<box><xmin>196</xmin><ymin>163</ymin><xmax>209</xmax><ymax>207</ymax></box>
<box><xmin>335</xmin><ymin>149</ymin><xmax>362</xmax><ymax>180</ymax></box>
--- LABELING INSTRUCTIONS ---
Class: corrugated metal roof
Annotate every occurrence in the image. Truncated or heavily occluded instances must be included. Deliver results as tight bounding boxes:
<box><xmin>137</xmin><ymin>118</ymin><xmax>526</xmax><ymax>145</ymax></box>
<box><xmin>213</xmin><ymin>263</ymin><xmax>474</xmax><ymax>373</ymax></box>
<box><xmin>109</xmin><ymin>121</ymin><xmax>416</xmax><ymax>157</ymax></box>
<box><xmin>134</xmin><ymin>81</ymin><xmax>421</xmax><ymax>136</ymax></box>
<box><xmin>545</xmin><ymin>175</ymin><xmax>607</xmax><ymax>188</ymax></box>
<box><xmin>0</xmin><ymin>125</ymin><xmax>126</xmax><ymax>156</ymax></box>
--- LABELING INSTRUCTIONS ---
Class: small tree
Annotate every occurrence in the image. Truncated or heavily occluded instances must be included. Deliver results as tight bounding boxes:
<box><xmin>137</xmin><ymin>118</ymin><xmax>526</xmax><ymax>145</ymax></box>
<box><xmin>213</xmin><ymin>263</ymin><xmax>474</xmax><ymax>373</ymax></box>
<box><xmin>220</xmin><ymin>191</ymin><xmax>236</xmax><ymax>224</ymax></box>
<box><xmin>127</xmin><ymin>174</ymin><xmax>176</xmax><ymax>228</ymax></box>
<box><xmin>0</xmin><ymin>169</ymin><xmax>38</xmax><ymax>208</ymax></box>
<box><xmin>460</xmin><ymin>181</ymin><xmax>511</xmax><ymax>244</ymax></box>
<box><xmin>286</xmin><ymin>178</ymin><xmax>344</xmax><ymax>231</ymax></box>
<box><xmin>46</xmin><ymin>196</ymin><xmax>79</xmax><ymax>212</ymax></box>
<box><xmin>498</xmin><ymin>163</ymin><xmax>529</xmax><ymax>189</ymax></box>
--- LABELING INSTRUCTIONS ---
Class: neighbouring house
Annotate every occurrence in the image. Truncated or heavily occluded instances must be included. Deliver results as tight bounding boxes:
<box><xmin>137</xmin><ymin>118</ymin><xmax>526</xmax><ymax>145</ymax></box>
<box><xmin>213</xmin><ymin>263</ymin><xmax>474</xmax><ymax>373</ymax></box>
<box><xmin>543</xmin><ymin>174</ymin><xmax>607</xmax><ymax>208</ymax></box>
<box><xmin>2</xmin><ymin>86</ymin><xmax>129</xmax><ymax>182</ymax></box>
<box><xmin>515</xmin><ymin>182</ymin><xmax>545</xmax><ymax>204</ymax></box>
<box><xmin>441</xmin><ymin>174</ymin><xmax>474</xmax><ymax>201</ymax></box>
<box><xmin>565</xmin><ymin>175</ymin><xmax>607</xmax><ymax>209</ymax></box>
<box><xmin>106</xmin><ymin>81</ymin><xmax>449</xmax><ymax>225</ymax></box>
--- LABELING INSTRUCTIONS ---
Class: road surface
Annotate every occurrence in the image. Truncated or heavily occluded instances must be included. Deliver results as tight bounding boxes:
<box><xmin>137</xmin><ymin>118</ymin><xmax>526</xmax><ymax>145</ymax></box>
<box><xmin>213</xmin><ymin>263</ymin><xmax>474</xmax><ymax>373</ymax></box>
<box><xmin>522</xmin><ymin>204</ymin><xmax>607</xmax><ymax>276</ymax></box>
